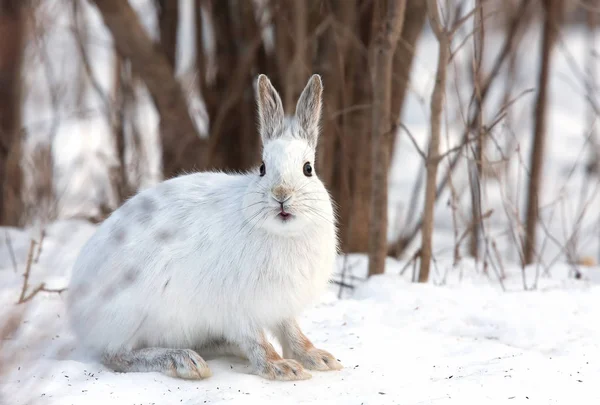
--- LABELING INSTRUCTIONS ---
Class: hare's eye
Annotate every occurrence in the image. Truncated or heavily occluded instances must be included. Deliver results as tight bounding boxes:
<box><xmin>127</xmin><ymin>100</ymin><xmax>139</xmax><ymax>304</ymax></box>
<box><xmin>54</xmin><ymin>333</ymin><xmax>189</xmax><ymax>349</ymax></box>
<box><xmin>259</xmin><ymin>162</ymin><xmax>266</xmax><ymax>177</ymax></box>
<box><xmin>303</xmin><ymin>162</ymin><xmax>313</xmax><ymax>177</ymax></box>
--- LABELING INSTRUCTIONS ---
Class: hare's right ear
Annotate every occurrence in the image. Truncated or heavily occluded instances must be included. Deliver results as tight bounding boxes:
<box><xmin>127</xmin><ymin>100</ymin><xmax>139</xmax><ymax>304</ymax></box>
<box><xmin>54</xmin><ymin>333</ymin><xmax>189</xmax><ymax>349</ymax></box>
<box><xmin>256</xmin><ymin>74</ymin><xmax>284</xmax><ymax>144</ymax></box>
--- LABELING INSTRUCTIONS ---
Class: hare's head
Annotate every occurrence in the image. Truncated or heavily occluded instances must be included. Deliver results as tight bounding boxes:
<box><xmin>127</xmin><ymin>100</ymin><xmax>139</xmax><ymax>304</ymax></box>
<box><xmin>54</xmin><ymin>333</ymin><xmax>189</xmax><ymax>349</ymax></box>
<box><xmin>242</xmin><ymin>74</ymin><xmax>334</xmax><ymax>236</ymax></box>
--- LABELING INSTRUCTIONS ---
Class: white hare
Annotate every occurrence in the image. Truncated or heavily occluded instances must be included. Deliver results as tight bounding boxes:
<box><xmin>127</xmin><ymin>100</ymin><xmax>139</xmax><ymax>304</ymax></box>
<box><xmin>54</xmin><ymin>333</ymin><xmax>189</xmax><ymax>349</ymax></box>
<box><xmin>66</xmin><ymin>74</ymin><xmax>342</xmax><ymax>381</ymax></box>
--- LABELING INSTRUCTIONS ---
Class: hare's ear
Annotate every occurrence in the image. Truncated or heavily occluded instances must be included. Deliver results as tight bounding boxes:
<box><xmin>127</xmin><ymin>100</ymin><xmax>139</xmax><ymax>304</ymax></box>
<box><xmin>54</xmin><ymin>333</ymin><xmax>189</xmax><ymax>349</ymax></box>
<box><xmin>295</xmin><ymin>74</ymin><xmax>323</xmax><ymax>147</ymax></box>
<box><xmin>256</xmin><ymin>74</ymin><xmax>284</xmax><ymax>144</ymax></box>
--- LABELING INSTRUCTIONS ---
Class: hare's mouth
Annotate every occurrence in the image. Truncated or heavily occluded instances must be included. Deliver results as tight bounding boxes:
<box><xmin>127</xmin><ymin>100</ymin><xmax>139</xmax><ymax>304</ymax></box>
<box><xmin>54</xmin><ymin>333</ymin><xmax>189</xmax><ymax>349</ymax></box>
<box><xmin>278</xmin><ymin>210</ymin><xmax>292</xmax><ymax>221</ymax></box>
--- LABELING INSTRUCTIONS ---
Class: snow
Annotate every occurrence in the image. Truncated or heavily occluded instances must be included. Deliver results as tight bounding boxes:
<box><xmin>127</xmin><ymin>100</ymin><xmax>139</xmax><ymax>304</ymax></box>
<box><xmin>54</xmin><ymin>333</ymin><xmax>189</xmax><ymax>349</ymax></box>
<box><xmin>2</xmin><ymin>2</ymin><xmax>600</xmax><ymax>404</ymax></box>
<box><xmin>1</xmin><ymin>222</ymin><xmax>600</xmax><ymax>405</ymax></box>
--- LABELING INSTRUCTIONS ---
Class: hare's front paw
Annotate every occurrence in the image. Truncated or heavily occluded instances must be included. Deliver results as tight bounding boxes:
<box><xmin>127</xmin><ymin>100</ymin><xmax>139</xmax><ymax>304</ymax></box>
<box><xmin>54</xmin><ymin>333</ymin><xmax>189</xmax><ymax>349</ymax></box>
<box><xmin>296</xmin><ymin>348</ymin><xmax>343</xmax><ymax>371</ymax></box>
<box><xmin>166</xmin><ymin>349</ymin><xmax>212</xmax><ymax>380</ymax></box>
<box><xmin>260</xmin><ymin>359</ymin><xmax>312</xmax><ymax>381</ymax></box>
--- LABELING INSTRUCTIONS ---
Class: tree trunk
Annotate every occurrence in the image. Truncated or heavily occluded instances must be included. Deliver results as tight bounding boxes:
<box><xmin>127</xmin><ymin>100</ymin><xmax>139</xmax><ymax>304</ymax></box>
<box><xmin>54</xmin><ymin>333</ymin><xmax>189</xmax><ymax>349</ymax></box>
<box><xmin>389</xmin><ymin>0</ymin><xmax>427</xmax><ymax>147</ymax></box>
<box><xmin>342</xmin><ymin>1</ymin><xmax>377</xmax><ymax>253</ymax></box>
<box><xmin>469</xmin><ymin>0</ymin><xmax>485</xmax><ymax>260</ymax></box>
<box><xmin>419</xmin><ymin>0</ymin><xmax>449</xmax><ymax>283</ymax></box>
<box><xmin>523</xmin><ymin>0</ymin><xmax>561</xmax><ymax>265</ymax></box>
<box><xmin>0</xmin><ymin>0</ymin><xmax>24</xmax><ymax>226</ymax></box>
<box><xmin>200</xmin><ymin>0</ymin><xmax>265</xmax><ymax>171</ymax></box>
<box><xmin>112</xmin><ymin>54</ymin><xmax>132</xmax><ymax>203</ymax></box>
<box><xmin>312</xmin><ymin>0</ymin><xmax>425</xmax><ymax>254</ymax></box>
<box><xmin>283</xmin><ymin>0</ymin><xmax>308</xmax><ymax>112</ymax></box>
<box><xmin>314</xmin><ymin>0</ymin><xmax>355</xmax><ymax>192</ymax></box>
<box><xmin>90</xmin><ymin>0</ymin><xmax>206</xmax><ymax>180</ymax></box>
<box><xmin>368</xmin><ymin>0</ymin><xmax>406</xmax><ymax>277</ymax></box>
<box><xmin>157</xmin><ymin>0</ymin><xmax>179</xmax><ymax>68</ymax></box>
<box><xmin>584</xmin><ymin>0</ymin><xmax>599</xmax><ymax>177</ymax></box>
<box><xmin>385</xmin><ymin>0</ymin><xmax>429</xmax><ymax>256</ymax></box>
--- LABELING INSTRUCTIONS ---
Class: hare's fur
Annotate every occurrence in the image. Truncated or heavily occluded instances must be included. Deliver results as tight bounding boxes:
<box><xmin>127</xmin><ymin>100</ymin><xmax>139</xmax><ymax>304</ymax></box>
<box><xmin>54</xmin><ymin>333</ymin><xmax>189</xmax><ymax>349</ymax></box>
<box><xmin>66</xmin><ymin>74</ymin><xmax>341</xmax><ymax>381</ymax></box>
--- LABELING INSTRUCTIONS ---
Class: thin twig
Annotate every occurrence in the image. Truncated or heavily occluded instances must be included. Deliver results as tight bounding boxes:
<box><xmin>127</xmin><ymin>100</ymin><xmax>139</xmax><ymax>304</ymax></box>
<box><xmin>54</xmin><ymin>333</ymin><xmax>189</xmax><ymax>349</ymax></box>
<box><xmin>17</xmin><ymin>237</ymin><xmax>66</xmax><ymax>304</ymax></box>
<box><xmin>17</xmin><ymin>240</ymin><xmax>37</xmax><ymax>304</ymax></box>
<box><xmin>398</xmin><ymin>122</ymin><xmax>426</xmax><ymax>161</ymax></box>
<box><xmin>330</xmin><ymin>280</ymin><xmax>355</xmax><ymax>290</ymax></box>
<box><xmin>33</xmin><ymin>229</ymin><xmax>45</xmax><ymax>264</ymax></box>
<box><xmin>338</xmin><ymin>252</ymin><xmax>351</xmax><ymax>299</ymax></box>
<box><xmin>399</xmin><ymin>249</ymin><xmax>421</xmax><ymax>276</ymax></box>
<box><xmin>453</xmin><ymin>209</ymin><xmax>494</xmax><ymax>266</ymax></box>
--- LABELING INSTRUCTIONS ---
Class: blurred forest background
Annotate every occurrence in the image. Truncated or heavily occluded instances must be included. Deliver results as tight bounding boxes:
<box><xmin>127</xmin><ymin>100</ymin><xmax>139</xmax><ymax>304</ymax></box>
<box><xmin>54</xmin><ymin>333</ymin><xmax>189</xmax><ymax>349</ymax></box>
<box><xmin>0</xmin><ymin>0</ymin><xmax>599</xmax><ymax>286</ymax></box>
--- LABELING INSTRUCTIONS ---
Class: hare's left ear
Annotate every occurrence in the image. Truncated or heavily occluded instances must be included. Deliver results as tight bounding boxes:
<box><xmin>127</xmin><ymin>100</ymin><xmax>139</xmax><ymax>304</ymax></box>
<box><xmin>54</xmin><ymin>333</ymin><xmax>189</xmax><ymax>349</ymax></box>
<box><xmin>295</xmin><ymin>74</ymin><xmax>323</xmax><ymax>147</ymax></box>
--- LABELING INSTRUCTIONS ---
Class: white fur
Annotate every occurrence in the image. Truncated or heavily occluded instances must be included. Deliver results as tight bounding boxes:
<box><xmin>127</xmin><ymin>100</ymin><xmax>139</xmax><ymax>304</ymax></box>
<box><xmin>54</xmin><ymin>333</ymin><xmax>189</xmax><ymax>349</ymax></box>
<box><xmin>66</xmin><ymin>84</ymin><xmax>337</xmax><ymax>364</ymax></box>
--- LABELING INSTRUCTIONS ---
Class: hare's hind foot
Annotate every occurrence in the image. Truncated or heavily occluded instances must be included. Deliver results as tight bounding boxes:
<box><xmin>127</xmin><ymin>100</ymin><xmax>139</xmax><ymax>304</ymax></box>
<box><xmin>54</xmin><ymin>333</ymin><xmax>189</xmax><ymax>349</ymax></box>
<box><xmin>293</xmin><ymin>347</ymin><xmax>343</xmax><ymax>371</ymax></box>
<box><xmin>275</xmin><ymin>319</ymin><xmax>343</xmax><ymax>371</ymax></box>
<box><xmin>261</xmin><ymin>358</ymin><xmax>311</xmax><ymax>381</ymax></box>
<box><xmin>236</xmin><ymin>331</ymin><xmax>311</xmax><ymax>381</ymax></box>
<box><xmin>103</xmin><ymin>348</ymin><xmax>212</xmax><ymax>380</ymax></box>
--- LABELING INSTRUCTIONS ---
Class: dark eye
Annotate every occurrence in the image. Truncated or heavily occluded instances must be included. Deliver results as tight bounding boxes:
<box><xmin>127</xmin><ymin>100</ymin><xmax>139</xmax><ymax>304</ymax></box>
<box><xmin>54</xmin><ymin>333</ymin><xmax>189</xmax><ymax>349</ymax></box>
<box><xmin>303</xmin><ymin>162</ymin><xmax>313</xmax><ymax>177</ymax></box>
<box><xmin>259</xmin><ymin>162</ymin><xmax>266</xmax><ymax>177</ymax></box>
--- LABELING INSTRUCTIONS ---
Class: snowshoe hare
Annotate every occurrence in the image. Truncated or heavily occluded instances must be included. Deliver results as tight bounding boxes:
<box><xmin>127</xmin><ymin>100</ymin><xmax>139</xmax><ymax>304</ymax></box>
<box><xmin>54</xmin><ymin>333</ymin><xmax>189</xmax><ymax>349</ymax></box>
<box><xmin>66</xmin><ymin>74</ymin><xmax>342</xmax><ymax>381</ymax></box>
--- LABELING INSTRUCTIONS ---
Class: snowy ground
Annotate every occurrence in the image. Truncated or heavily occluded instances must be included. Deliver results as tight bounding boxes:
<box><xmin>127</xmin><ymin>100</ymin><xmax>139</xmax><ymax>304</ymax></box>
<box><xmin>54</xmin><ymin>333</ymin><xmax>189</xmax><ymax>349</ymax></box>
<box><xmin>1</xmin><ymin>221</ymin><xmax>600</xmax><ymax>405</ymax></box>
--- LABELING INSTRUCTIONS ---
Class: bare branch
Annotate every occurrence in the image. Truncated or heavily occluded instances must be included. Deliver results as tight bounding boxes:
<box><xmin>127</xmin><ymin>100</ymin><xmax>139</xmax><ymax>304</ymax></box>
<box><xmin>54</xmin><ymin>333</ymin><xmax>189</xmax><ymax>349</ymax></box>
<box><xmin>454</xmin><ymin>209</ymin><xmax>494</xmax><ymax>265</ymax></box>
<box><xmin>17</xmin><ymin>240</ymin><xmax>37</xmax><ymax>304</ymax></box>
<box><xmin>398</xmin><ymin>122</ymin><xmax>427</xmax><ymax>161</ymax></box>
<box><xmin>17</xmin><ymin>235</ymin><xmax>65</xmax><ymax>304</ymax></box>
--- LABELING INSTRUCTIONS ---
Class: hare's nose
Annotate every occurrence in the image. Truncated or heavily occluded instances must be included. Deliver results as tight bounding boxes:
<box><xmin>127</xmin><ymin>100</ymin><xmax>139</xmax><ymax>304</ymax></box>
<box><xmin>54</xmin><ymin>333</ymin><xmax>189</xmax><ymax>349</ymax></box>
<box><xmin>272</xmin><ymin>185</ymin><xmax>292</xmax><ymax>202</ymax></box>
